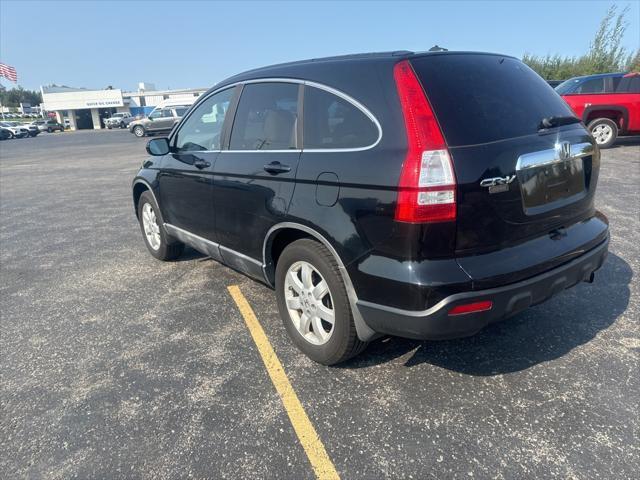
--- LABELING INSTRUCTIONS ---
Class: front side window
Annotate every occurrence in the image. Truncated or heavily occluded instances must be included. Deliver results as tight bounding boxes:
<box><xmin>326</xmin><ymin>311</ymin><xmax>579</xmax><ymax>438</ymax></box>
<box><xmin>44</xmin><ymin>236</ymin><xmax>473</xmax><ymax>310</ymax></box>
<box><xmin>303</xmin><ymin>86</ymin><xmax>378</xmax><ymax>149</ymax></box>
<box><xmin>148</xmin><ymin>110</ymin><xmax>161</xmax><ymax>119</ymax></box>
<box><xmin>555</xmin><ymin>78</ymin><xmax>581</xmax><ymax>95</ymax></box>
<box><xmin>175</xmin><ymin>88</ymin><xmax>233</xmax><ymax>152</ymax></box>
<box><xmin>229</xmin><ymin>82</ymin><xmax>299</xmax><ymax>150</ymax></box>
<box><xmin>576</xmin><ymin>77</ymin><xmax>604</xmax><ymax>94</ymax></box>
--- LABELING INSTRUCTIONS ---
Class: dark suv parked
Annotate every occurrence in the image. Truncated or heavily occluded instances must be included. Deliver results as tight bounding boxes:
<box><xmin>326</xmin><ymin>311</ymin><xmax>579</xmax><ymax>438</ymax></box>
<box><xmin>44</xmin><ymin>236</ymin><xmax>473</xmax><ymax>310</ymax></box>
<box><xmin>132</xmin><ymin>51</ymin><xmax>609</xmax><ymax>365</ymax></box>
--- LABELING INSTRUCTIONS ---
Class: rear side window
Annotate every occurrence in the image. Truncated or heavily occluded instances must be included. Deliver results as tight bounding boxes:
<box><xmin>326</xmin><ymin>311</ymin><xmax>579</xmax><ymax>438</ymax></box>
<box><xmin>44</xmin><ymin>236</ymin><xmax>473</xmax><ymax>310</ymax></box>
<box><xmin>410</xmin><ymin>55</ymin><xmax>575</xmax><ymax>146</ymax></box>
<box><xmin>616</xmin><ymin>76</ymin><xmax>640</xmax><ymax>93</ymax></box>
<box><xmin>303</xmin><ymin>86</ymin><xmax>378</xmax><ymax>149</ymax></box>
<box><xmin>229</xmin><ymin>82</ymin><xmax>299</xmax><ymax>150</ymax></box>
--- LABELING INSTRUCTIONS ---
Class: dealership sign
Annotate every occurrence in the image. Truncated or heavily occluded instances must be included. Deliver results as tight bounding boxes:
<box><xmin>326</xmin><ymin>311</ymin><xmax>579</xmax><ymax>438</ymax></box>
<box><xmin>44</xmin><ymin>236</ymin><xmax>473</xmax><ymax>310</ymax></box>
<box><xmin>42</xmin><ymin>89</ymin><xmax>124</xmax><ymax>111</ymax></box>
<box><xmin>84</xmin><ymin>99</ymin><xmax>123</xmax><ymax>107</ymax></box>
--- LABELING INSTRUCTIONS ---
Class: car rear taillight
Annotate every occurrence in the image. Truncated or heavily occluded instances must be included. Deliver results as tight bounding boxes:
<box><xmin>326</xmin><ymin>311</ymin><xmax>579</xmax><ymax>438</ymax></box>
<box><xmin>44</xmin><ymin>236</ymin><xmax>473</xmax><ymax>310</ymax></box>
<box><xmin>393</xmin><ymin>60</ymin><xmax>456</xmax><ymax>223</ymax></box>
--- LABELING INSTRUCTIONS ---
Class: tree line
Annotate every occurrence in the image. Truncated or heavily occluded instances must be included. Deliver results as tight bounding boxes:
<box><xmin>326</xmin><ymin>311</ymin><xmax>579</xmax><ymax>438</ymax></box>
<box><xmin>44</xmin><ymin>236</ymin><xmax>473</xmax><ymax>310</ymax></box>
<box><xmin>0</xmin><ymin>86</ymin><xmax>42</xmax><ymax>108</ymax></box>
<box><xmin>523</xmin><ymin>4</ymin><xmax>639</xmax><ymax>80</ymax></box>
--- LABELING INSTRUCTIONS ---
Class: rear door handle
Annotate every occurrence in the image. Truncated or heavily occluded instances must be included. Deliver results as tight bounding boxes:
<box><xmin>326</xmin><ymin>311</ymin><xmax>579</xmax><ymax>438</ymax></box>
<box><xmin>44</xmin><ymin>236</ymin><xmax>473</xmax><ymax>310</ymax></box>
<box><xmin>194</xmin><ymin>158</ymin><xmax>211</xmax><ymax>169</ymax></box>
<box><xmin>263</xmin><ymin>161</ymin><xmax>291</xmax><ymax>174</ymax></box>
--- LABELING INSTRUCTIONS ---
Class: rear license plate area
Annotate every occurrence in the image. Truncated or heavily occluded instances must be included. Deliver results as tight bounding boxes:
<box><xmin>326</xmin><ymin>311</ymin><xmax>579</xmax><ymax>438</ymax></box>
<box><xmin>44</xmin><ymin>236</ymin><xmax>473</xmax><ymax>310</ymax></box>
<box><xmin>519</xmin><ymin>157</ymin><xmax>586</xmax><ymax>214</ymax></box>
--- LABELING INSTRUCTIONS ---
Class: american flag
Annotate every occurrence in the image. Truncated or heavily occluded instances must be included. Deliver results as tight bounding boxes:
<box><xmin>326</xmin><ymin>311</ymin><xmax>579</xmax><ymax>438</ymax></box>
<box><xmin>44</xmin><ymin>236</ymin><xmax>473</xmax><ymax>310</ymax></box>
<box><xmin>0</xmin><ymin>63</ymin><xmax>18</xmax><ymax>82</ymax></box>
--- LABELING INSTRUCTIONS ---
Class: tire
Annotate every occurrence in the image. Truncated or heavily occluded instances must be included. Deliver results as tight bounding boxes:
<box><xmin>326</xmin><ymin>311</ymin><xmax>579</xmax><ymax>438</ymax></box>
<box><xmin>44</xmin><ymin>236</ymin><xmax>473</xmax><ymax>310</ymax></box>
<box><xmin>107</xmin><ymin>125</ymin><xmax>112</xmax><ymax>130</ymax></box>
<box><xmin>120</xmin><ymin>122</ymin><xmax>125</xmax><ymax>129</ymax></box>
<box><xmin>133</xmin><ymin>125</ymin><xmax>146</xmax><ymax>137</ymax></box>
<box><xmin>275</xmin><ymin>238</ymin><xmax>367</xmax><ymax>365</ymax></box>
<box><xmin>588</xmin><ymin>117</ymin><xmax>618</xmax><ymax>149</ymax></box>
<box><xmin>47</xmin><ymin>127</ymin><xmax>52</xmax><ymax>133</ymax></box>
<box><xmin>137</xmin><ymin>190</ymin><xmax>184</xmax><ymax>261</ymax></box>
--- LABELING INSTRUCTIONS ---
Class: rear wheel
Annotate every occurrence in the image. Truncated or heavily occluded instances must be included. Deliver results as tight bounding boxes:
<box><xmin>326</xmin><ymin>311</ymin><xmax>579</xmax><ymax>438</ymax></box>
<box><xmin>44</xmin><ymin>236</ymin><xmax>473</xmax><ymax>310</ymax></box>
<box><xmin>47</xmin><ymin>127</ymin><xmax>52</xmax><ymax>133</ymax></box>
<box><xmin>137</xmin><ymin>191</ymin><xmax>184</xmax><ymax>260</ymax></box>
<box><xmin>588</xmin><ymin>118</ymin><xmax>618</xmax><ymax>149</ymax></box>
<box><xmin>275</xmin><ymin>239</ymin><xmax>367</xmax><ymax>365</ymax></box>
<box><xmin>133</xmin><ymin>125</ymin><xmax>145</xmax><ymax>137</ymax></box>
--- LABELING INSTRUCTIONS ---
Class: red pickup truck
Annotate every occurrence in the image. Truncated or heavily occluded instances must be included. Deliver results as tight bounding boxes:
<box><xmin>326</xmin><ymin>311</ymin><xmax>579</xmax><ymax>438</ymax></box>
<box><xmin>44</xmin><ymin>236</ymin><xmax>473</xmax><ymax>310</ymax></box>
<box><xmin>561</xmin><ymin>72</ymin><xmax>640</xmax><ymax>148</ymax></box>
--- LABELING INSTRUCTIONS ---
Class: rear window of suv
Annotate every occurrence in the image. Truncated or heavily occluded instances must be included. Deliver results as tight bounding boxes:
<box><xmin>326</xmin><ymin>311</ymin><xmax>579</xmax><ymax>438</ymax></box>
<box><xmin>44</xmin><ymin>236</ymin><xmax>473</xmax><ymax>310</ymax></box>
<box><xmin>410</xmin><ymin>54</ymin><xmax>575</xmax><ymax>146</ymax></box>
<box><xmin>303</xmin><ymin>86</ymin><xmax>378</xmax><ymax>149</ymax></box>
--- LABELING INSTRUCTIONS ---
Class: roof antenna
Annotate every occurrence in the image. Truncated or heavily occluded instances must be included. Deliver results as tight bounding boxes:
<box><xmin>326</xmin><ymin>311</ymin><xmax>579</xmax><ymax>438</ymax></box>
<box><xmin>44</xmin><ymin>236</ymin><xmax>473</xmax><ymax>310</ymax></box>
<box><xmin>428</xmin><ymin>45</ymin><xmax>448</xmax><ymax>52</ymax></box>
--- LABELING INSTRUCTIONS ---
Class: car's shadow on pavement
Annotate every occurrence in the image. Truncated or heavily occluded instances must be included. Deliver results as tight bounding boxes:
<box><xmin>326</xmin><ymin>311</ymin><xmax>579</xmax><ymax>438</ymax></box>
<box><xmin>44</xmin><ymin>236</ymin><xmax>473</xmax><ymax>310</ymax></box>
<box><xmin>172</xmin><ymin>246</ymin><xmax>207</xmax><ymax>262</ymax></box>
<box><xmin>342</xmin><ymin>253</ymin><xmax>631</xmax><ymax>375</ymax></box>
<box><xmin>611</xmin><ymin>135</ymin><xmax>640</xmax><ymax>149</ymax></box>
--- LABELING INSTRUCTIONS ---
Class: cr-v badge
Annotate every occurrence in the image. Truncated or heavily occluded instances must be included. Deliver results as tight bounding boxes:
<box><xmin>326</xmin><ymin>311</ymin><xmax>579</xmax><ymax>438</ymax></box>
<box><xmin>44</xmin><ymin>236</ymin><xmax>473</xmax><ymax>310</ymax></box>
<box><xmin>480</xmin><ymin>175</ymin><xmax>516</xmax><ymax>193</ymax></box>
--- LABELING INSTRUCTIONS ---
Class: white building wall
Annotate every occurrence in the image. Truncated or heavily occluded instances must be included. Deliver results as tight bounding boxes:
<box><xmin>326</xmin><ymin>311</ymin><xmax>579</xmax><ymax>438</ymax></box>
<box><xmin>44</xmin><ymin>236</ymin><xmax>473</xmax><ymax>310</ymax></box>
<box><xmin>42</xmin><ymin>89</ymin><xmax>124</xmax><ymax>111</ymax></box>
<box><xmin>167</xmin><ymin>93</ymin><xmax>201</xmax><ymax>103</ymax></box>
<box><xmin>127</xmin><ymin>96</ymin><xmax>140</xmax><ymax>107</ymax></box>
<box><xmin>143</xmin><ymin>95</ymin><xmax>164</xmax><ymax>106</ymax></box>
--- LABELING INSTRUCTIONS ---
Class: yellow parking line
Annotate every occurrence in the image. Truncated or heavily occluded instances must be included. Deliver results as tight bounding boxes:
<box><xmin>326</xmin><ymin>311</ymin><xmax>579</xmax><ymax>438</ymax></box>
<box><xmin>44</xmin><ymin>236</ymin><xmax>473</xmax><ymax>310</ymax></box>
<box><xmin>227</xmin><ymin>285</ymin><xmax>340</xmax><ymax>480</ymax></box>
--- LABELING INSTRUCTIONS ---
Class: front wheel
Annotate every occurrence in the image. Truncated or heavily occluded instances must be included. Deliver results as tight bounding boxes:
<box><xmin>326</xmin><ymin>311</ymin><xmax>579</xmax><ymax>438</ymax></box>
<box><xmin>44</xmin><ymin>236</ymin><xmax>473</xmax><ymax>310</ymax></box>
<box><xmin>588</xmin><ymin>118</ymin><xmax>618</xmax><ymax>149</ymax></box>
<box><xmin>133</xmin><ymin>125</ymin><xmax>145</xmax><ymax>137</ymax></box>
<box><xmin>47</xmin><ymin>127</ymin><xmax>52</xmax><ymax>133</ymax></box>
<box><xmin>275</xmin><ymin>239</ymin><xmax>367</xmax><ymax>365</ymax></box>
<box><xmin>137</xmin><ymin>191</ymin><xmax>184</xmax><ymax>261</ymax></box>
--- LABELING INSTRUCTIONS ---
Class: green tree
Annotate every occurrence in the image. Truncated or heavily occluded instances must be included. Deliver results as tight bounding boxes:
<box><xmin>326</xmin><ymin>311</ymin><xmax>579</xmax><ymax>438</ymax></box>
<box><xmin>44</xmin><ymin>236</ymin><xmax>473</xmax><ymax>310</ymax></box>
<box><xmin>523</xmin><ymin>4</ymin><xmax>638</xmax><ymax>79</ymax></box>
<box><xmin>626</xmin><ymin>50</ymin><xmax>640</xmax><ymax>72</ymax></box>
<box><xmin>0</xmin><ymin>86</ymin><xmax>43</xmax><ymax>108</ymax></box>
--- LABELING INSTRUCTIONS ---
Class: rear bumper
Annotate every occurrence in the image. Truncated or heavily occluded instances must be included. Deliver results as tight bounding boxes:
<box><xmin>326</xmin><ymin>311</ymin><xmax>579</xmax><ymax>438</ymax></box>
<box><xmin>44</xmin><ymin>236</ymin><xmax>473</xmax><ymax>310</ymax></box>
<box><xmin>357</xmin><ymin>235</ymin><xmax>609</xmax><ymax>340</ymax></box>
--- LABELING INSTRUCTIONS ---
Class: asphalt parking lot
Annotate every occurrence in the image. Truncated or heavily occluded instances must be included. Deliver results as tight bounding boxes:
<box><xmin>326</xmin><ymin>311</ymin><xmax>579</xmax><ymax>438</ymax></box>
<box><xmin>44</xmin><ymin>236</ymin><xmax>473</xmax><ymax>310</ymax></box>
<box><xmin>1</xmin><ymin>130</ymin><xmax>638</xmax><ymax>479</ymax></box>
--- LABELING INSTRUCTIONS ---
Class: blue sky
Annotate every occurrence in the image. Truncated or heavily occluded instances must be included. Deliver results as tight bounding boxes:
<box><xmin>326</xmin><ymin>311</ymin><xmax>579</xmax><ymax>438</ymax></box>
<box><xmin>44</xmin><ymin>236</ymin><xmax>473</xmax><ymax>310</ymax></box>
<box><xmin>1</xmin><ymin>0</ymin><xmax>638</xmax><ymax>91</ymax></box>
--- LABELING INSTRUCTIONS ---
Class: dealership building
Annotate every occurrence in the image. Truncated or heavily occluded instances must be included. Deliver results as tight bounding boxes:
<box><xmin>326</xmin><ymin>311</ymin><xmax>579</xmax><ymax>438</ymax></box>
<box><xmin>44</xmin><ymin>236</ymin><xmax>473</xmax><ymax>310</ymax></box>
<box><xmin>41</xmin><ymin>83</ymin><xmax>208</xmax><ymax>130</ymax></box>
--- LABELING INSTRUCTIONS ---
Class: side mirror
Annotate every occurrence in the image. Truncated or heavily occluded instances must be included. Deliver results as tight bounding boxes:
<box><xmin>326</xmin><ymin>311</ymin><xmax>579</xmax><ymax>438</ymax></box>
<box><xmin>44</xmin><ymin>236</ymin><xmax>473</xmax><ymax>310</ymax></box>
<box><xmin>146</xmin><ymin>137</ymin><xmax>170</xmax><ymax>156</ymax></box>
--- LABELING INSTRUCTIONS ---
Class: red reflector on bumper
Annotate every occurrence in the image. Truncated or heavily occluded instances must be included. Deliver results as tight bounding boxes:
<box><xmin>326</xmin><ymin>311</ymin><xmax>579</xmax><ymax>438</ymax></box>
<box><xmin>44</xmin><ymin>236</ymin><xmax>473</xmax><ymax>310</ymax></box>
<box><xmin>448</xmin><ymin>301</ymin><xmax>493</xmax><ymax>316</ymax></box>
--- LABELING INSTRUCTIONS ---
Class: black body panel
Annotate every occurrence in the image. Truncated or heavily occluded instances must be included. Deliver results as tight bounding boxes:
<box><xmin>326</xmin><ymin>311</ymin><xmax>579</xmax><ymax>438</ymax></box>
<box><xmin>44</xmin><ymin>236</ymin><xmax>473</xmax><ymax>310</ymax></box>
<box><xmin>358</xmin><ymin>237</ymin><xmax>608</xmax><ymax>339</ymax></box>
<box><xmin>157</xmin><ymin>151</ymin><xmax>218</xmax><ymax>241</ymax></box>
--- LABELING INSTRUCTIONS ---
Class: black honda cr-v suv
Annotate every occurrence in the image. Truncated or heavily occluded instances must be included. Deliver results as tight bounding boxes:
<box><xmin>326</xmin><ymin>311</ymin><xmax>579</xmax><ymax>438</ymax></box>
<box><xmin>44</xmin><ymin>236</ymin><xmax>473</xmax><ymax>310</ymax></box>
<box><xmin>133</xmin><ymin>51</ymin><xmax>609</xmax><ymax>365</ymax></box>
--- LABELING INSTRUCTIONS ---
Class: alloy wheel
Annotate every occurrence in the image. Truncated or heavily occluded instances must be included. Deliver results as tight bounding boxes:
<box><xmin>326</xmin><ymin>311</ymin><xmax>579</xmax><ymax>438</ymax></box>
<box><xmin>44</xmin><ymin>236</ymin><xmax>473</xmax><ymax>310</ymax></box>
<box><xmin>284</xmin><ymin>261</ymin><xmax>335</xmax><ymax>345</ymax></box>
<box><xmin>141</xmin><ymin>203</ymin><xmax>161</xmax><ymax>250</ymax></box>
<box><xmin>592</xmin><ymin>124</ymin><xmax>613</xmax><ymax>145</ymax></box>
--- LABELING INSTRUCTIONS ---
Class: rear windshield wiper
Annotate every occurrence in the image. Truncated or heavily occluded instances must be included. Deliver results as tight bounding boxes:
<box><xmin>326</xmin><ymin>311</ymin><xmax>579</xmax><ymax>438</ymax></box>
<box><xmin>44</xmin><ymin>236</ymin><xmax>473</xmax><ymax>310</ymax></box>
<box><xmin>538</xmin><ymin>115</ymin><xmax>581</xmax><ymax>130</ymax></box>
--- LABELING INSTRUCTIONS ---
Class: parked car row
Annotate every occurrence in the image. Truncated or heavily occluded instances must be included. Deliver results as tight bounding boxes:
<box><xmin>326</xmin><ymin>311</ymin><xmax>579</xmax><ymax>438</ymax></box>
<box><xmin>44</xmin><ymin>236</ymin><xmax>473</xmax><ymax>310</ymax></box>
<box><xmin>0</xmin><ymin>121</ymin><xmax>34</xmax><ymax>139</ymax></box>
<box><xmin>0</xmin><ymin>119</ymin><xmax>65</xmax><ymax>139</ymax></box>
<box><xmin>0</xmin><ymin>113</ymin><xmax>43</xmax><ymax>119</ymax></box>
